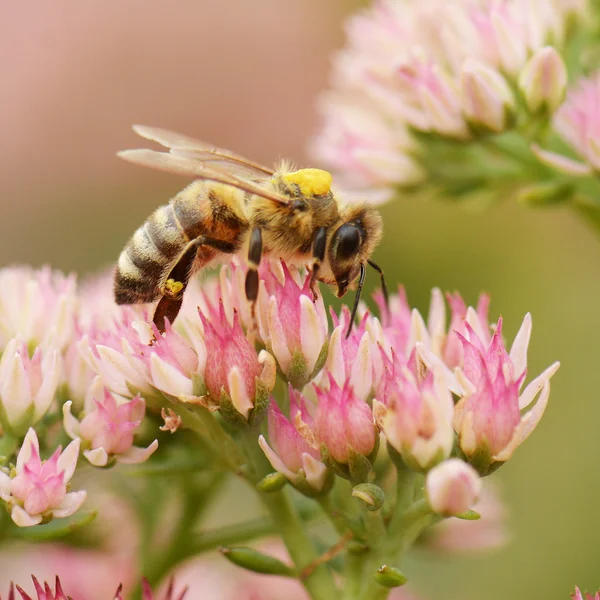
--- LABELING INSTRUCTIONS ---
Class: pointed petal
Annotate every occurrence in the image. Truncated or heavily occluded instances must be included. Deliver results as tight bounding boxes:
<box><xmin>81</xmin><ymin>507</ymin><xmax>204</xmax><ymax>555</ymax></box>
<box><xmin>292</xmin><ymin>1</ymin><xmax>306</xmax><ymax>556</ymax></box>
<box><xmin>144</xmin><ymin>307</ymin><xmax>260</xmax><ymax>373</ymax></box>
<box><xmin>509</xmin><ymin>313</ymin><xmax>532</xmax><ymax>378</ymax></box>
<box><xmin>518</xmin><ymin>361</ymin><xmax>560</xmax><ymax>409</ymax></box>
<box><xmin>227</xmin><ymin>367</ymin><xmax>253</xmax><ymax>420</ymax></box>
<box><xmin>84</xmin><ymin>447</ymin><xmax>109</xmax><ymax>467</ymax></box>
<box><xmin>301</xmin><ymin>453</ymin><xmax>329</xmax><ymax>491</ymax></box>
<box><xmin>150</xmin><ymin>354</ymin><xmax>193</xmax><ymax>397</ymax></box>
<box><xmin>258</xmin><ymin>435</ymin><xmax>297</xmax><ymax>483</ymax></box>
<box><xmin>531</xmin><ymin>144</ymin><xmax>591</xmax><ymax>175</ymax></box>
<box><xmin>52</xmin><ymin>490</ymin><xmax>87</xmax><ymax>518</ymax></box>
<box><xmin>57</xmin><ymin>439</ymin><xmax>81</xmax><ymax>483</ymax></box>
<box><xmin>300</xmin><ymin>295</ymin><xmax>326</xmax><ymax>374</ymax></box>
<box><xmin>427</xmin><ymin>288</ymin><xmax>447</xmax><ymax>356</ymax></box>
<box><xmin>267</xmin><ymin>298</ymin><xmax>293</xmax><ymax>374</ymax></box>
<box><xmin>16</xmin><ymin>428</ymin><xmax>39</xmax><ymax>472</ymax></box>
<box><xmin>10</xmin><ymin>505</ymin><xmax>42</xmax><ymax>527</ymax></box>
<box><xmin>62</xmin><ymin>401</ymin><xmax>81</xmax><ymax>440</ymax></box>
<box><xmin>118</xmin><ymin>440</ymin><xmax>159</xmax><ymax>465</ymax></box>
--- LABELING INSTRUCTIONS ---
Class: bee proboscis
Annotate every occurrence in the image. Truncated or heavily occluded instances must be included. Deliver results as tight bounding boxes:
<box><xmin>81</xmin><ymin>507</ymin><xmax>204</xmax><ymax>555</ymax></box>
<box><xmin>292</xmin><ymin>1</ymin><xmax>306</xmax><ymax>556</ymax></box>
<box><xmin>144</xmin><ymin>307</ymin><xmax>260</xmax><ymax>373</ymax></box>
<box><xmin>115</xmin><ymin>125</ymin><xmax>388</xmax><ymax>335</ymax></box>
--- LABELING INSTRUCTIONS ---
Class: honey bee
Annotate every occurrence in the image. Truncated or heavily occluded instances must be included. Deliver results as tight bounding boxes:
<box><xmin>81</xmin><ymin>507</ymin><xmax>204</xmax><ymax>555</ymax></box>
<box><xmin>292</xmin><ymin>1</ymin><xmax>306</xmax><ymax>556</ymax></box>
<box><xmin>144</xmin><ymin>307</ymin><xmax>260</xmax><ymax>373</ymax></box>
<box><xmin>115</xmin><ymin>125</ymin><xmax>388</xmax><ymax>335</ymax></box>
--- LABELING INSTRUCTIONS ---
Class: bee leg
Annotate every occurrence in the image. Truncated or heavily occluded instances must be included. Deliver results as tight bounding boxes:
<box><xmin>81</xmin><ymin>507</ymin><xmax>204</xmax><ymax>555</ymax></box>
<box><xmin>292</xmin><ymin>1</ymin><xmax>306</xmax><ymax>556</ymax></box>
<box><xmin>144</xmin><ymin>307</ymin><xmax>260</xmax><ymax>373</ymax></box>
<box><xmin>153</xmin><ymin>235</ymin><xmax>236</xmax><ymax>334</ymax></box>
<box><xmin>367</xmin><ymin>259</ymin><xmax>389</xmax><ymax>312</ymax></box>
<box><xmin>309</xmin><ymin>227</ymin><xmax>327</xmax><ymax>301</ymax></box>
<box><xmin>244</xmin><ymin>227</ymin><xmax>263</xmax><ymax>330</ymax></box>
<box><xmin>346</xmin><ymin>262</ymin><xmax>367</xmax><ymax>339</ymax></box>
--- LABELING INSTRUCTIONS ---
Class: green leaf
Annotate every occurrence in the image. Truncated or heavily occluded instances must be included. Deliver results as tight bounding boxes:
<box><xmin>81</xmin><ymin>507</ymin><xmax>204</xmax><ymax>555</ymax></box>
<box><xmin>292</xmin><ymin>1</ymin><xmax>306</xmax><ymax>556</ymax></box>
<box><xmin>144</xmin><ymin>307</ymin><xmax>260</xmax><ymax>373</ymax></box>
<box><xmin>219</xmin><ymin>546</ymin><xmax>296</xmax><ymax>576</ymax></box>
<box><xmin>14</xmin><ymin>510</ymin><xmax>97</xmax><ymax>541</ymax></box>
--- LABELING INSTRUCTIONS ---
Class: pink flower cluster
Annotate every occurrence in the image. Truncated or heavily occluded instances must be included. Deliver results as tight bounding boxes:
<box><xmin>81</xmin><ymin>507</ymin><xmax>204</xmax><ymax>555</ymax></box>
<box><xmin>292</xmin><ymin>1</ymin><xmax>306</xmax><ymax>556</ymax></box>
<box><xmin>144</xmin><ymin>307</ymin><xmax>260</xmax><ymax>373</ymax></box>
<box><xmin>312</xmin><ymin>0</ymin><xmax>580</xmax><ymax>200</ymax></box>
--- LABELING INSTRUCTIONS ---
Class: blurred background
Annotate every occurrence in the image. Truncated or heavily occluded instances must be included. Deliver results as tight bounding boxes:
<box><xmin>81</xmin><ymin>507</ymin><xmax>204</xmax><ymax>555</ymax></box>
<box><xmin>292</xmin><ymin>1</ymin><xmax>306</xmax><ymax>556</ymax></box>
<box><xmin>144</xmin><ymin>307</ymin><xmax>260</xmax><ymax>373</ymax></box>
<box><xmin>0</xmin><ymin>1</ymin><xmax>598</xmax><ymax>598</ymax></box>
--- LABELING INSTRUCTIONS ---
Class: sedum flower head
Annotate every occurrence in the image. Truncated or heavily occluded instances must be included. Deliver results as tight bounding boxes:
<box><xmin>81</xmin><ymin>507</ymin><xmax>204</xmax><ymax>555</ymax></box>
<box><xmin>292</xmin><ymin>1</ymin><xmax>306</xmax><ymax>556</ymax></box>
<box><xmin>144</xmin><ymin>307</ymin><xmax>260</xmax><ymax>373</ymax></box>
<box><xmin>0</xmin><ymin>428</ymin><xmax>85</xmax><ymax>527</ymax></box>
<box><xmin>312</xmin><ymin>0</ymin><xmax>584</xmax><ymax>199</ymax></box>
<box><xmin>63</xmin><ymin>376</ymin><xmax>158</xmax><ymax>467</ymax></box>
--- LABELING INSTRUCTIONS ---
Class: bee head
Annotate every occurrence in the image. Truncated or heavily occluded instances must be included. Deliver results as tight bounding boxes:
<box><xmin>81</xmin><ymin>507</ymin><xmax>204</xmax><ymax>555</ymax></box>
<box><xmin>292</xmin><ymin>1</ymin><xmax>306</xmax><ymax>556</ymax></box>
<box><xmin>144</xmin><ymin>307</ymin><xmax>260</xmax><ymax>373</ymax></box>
<box><xmin>329</xmin><ymin>206</ymin><xmax>383</xmax><ymax>298</ymax></box>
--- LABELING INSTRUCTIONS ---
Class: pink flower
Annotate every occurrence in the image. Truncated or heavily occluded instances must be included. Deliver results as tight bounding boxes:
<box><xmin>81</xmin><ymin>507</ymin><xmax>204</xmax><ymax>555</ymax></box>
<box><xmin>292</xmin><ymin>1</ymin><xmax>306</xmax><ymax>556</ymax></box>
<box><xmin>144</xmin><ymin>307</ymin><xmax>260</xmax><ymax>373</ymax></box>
<box><xmin>426</xmin><ymin>458</ymin><xmax>481</xmax><ymax>516</ymax></box>
<box><xmin>114</xmin><ymin>578</ymin><xmax>188</xmax><ymax>600</ymax></box>
<box><xmin>63</xmin><ymin>377</ymin><xmax>158</xmax><ymax>467</ymax></box>
<box><xmin>373</xmin><ymin>353</ymin><xmax>454</xmax><ymax>471</ymax></box>
<box><xmin>519</xmin><ymin>46</ymin><xmax>567</xmax><ymax>113</ymax></box>
<box><xmin>256</xmin><ymin>263</ymin><xmax>328</xmax><ymax>388</ymax></box>
<box><xmin>0</xmin><ymin>266</ymin><xmax>76</xmax><ymax>351</ymax></box>
<box><xmin>375</xmin><ymin>285</ymin><xmax>412</xmax><ymax>359</ymax></box>
<box><xmin>0</xmin><ymin>428</ymin><xmax>85</xmax><ymax>527</ymax></box>
<box><xmin>453</xmin><ymin>315</ymin><xmax>560</xmax><ymax>471</ymax></box>
<box><xmin>0</xmin><ymin>338</ymin><xmax>61</xmax><ymax>434</ymax></box>
<box><xmin>313</xmin><ymin>375</ymin><xmax>377</xmax><ymax>467</ymax></box>
<box><xmin>11</xmin><ymin>577</ymin><xmax>69</xmax><ymax>600</ymax></box>
<box><xmin>573</xmin><ymin>588</ymin><xmax>600</xmax><ymax>600</ymax></box>
<box><xmin>258</xmin><ymin>394</ymin><xmax>329</xmax><ymax>493</ymax></box>
<box><xmin>534</xmin><ymin>72</ymin><xmax>600</xmax><ymax>175</ymax></box>
<box><xmin>200</xmin><ymin>304</ymin><xmax>275</xmax><ymax>422</ymax></box>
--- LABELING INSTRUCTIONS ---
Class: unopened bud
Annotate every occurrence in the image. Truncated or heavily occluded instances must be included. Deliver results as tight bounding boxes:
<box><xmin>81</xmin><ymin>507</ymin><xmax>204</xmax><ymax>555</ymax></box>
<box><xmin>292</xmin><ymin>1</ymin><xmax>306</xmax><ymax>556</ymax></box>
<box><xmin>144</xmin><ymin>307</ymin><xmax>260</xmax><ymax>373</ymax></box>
<box><xmin>374</xmin><ymin>565</ymin><xmax>408</xmax><ymax>588</ymax></box>
<box><xmin>461</xmin><ymin>61</ymin><xmax>515</xmax><ymax>133</ymax></box>
<box><xmin>352</xmin><ymin>483</ymin><xmax>385</xmax><ymax>512</ymax></box>
<box><xmin>519</xmin><ymin>47</ymin><xmax>567</xmax><ymax>113</ymax></box>
<box><xmin>219</xmin><ymin>546</ymin><xmax>295</xmax><ymax>576</ymax></box>
<box><xmin>426</xmin><ymin>458</ymin><xmax>481</xmax><ymax>517</ymax></box>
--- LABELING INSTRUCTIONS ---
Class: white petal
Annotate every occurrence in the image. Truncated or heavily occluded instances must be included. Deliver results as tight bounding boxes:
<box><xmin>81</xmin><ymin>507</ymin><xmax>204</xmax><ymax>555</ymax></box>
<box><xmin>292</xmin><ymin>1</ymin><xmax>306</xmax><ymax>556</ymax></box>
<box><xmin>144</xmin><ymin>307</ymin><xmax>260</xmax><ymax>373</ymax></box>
<box><xmin>325</xmin><ymin>326</ymin><xmax>346</xmax><ymax>387</ymax></box>
<box><xmin>52</xmin><ymin>490</ymin><xmax>87</xmax><ymax>518</ymax></box>
<box><xmin>11</xmin><ymin>505</ymin><xmax>42</xmax><ymax>527</ymax></box>
<box><xmin>1</xmin><ymin>352</ymin><xmax>32</xmax><ymax>426</ymax></box>
<box><xmin>118</xmin><ymin>440</ymin><xmax>159</xmax><ymax>465</ymax></box>
<box><xmin>17</xmin><ymin>428</ymin><xmax>40</xmax><ymax>472</ymax></box>
<box><xmin>408</xmin><ymin>309</ymin><xmax>431</xmax><ymax>356</ymax></box>
<box><xmin>258</xmin><ymin>435</ymin><xmax>297</xmax><ymax>483</ymax></box>
<box><xmin>84</xmin><ymin>447</ymin><xmax>109</xmax><ymax>467</ymax></box>
<box><xmin>301</xmin><ymin>453</ymin><xmax>328</xmax><ymax>491</ymax></box>
<box><xmin>494</xmin><ymin>381</ymin><xmax>551</xmax><ymax>462</ymax></box>
<box><xmin>350</xmin><ymin>333</ymin><xmax>372</xmax><ymax>402</ymax></box>
<box><xmin>465</xmin><ymin>307</ymin><xmax>487</xmax><ymax>344</ymax></box>
<box><xmin>531</xmin><ymin>144</ymin><xmax>591</xmax><ymax>175</ymax></box>
<box><xmin>258</xmin><ymin>350</ymin><xmax>277</xmax><ymax>391</ymax></box>
<box><xmin>427</xmin><ymin>288</ymin><xmax>447</xmax><ymax>357</ymax></box>
<box><xmin>150</xmin><ymin>354</ymin><xmax>193</xmax><ymax>397</ymax></box>
<box><xmin>268</xmin><ymin>298</ymin><xmax>293</xmax><ymax>374</ymax></box>
<box><xmin>227</xmin><ymin>367</ymin><xmax>252</xmax><ymax>420</ymax></box>
<box><xmin>518</xmin><ymin>361</ymin><xmax>560</xmax><ymax>409</ymax></box>
<box><xmin>0</xmin><ymin>471</ymin><xmax>11</xmax><ymax>501</ymax></box>
<box><xmin>416</xmin><ymin>343</ymin><xmax>461</xmax><ymax>395</ymax></box>
<box><xmin>458</xmin><ymin>410</ymin><xmax>477</xmax><ymax>456</ymax></box>
<box><xmin>62</xmin><ymin>401</ymin><xmax>81</xmax><ymax>440</ymax></box>
<box><xmin>509</xmin><ymin>313</ymin><xmax>532</xmax><ymax>379</ymax></box>
<box><xmin>32</xmin><ymin>348</ymin><xmax>61</xmax><ymax>422</ymax></box>
<box><xmin>299</xmin><ymin>295</ymin><xmax>326</xmax><ymax>374</ymax></box>
<box><xmin>57</xmin><ymin>439</ymin><xmax>81</xmax><ymax>483</ymax></box>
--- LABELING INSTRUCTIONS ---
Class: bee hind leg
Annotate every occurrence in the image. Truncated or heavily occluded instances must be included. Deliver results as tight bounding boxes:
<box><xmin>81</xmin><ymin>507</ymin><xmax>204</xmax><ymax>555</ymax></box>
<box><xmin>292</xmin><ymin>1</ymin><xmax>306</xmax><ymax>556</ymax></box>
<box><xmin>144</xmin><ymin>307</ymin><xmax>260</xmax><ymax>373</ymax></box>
<box><xmin>308</xmin><ymin>227</ymin><xmax>327</xmax><ymax>301</ymax></box>
<box><xmin>153</xmin><ymin>235</ymin><xmax>236</xmax><ymax>334</ymax></box>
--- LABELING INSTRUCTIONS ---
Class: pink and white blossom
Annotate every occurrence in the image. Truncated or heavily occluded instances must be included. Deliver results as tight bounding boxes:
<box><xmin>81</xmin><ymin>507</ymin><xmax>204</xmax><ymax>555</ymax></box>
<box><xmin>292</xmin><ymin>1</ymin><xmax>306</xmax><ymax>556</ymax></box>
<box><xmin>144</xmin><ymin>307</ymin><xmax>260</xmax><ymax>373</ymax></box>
<box><xmin>63</xmin><ymin>377</ymin><xmax>158</xmax><ymax>467</ymax></box>
<box><xmin>0</xmin><ymin>428</ymin><xmax>85</xmax><ymax>527</ymax></box>
<box><xmin>572</xmin><ymin>588</ymin><xmax>600</xmax><ymax>600</ymax></box>
<box><xmin>258</xmin><ymin>395</ymin><xmax>329</xmax><ymax>493</ymax></box>
<box><xmin>453</xmin><ymin>315</ymin><xmax>559</xmax><ymax>470</ymax></box>
<box><xmin>519</xmin><ymin>46</ymin><xmax>568</xmax><ymax>113</ymax></box>
<box><xmin>0</xmin><ymin>338</ymin><xmax>61</xmax><ymax>434</ymax></box>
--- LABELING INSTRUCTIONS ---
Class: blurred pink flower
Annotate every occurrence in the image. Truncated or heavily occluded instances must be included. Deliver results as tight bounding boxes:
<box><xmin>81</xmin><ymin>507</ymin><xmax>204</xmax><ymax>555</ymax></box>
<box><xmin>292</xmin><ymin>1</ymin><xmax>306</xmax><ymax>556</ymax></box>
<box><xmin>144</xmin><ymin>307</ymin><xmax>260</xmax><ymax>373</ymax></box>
<box><xmin>573</xmin><ymin>588</ymin><xmax>600</xmax><ymax>600</ymax></box>
<box><xmin>0</xmin><ymin>267</ymin><xmax>76</xmax><ymax>352</ymax></box>
<box><xmin>453</xmin><ymin>316</ymin><xmax>560</xmax><ymax>470</ymax></box>
<box><xmin>0</xmin><ymin>428</ymin><xmax>85</xmax><ymax>527</ymax></box>
<box><xmin>0</xmin><ymin>338</ymin><xmax>61</xmax><ymax>434</ymax></box>
<box><xmin>11</xmin><ymin>577</ymin><xmax>69</xmax><ymax>600</ymax></box>
<box><xmin>425</xmin><ymin>458</ymin><xmax>481</xmax><ymax>516</ymax></box>
<box><xmin>114</xmin><ymin>578</ymin><xmax>188</xmax><ymax>600</ymax></box>
<box><xmin>534</xmin><ymin>71</ymin><xmax>600</xmax><ymax>175</ymax></box>
<box><xmin>313</xmin><ymin>0</ymin><xmax>583</xmax><ymax>196</ymax></box>
<box><xmin>63</xmin><ymin>377</ymin><xmax>157</xmax><ymax>467</ymax></box>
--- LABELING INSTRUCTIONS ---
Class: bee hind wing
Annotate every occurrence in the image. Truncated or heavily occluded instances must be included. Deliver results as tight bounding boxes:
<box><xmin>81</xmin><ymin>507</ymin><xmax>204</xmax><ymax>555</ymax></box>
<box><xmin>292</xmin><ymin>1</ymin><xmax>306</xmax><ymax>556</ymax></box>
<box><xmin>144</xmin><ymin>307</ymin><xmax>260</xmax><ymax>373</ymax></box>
<box><xmin>118</xmin><ymin>149</ymin><xmax>289</xmax><ymax>205</ymax></box>
<box><xmin>132</xmin><ymin>125</ymin><xmax>274</xmax><ymax>176</ymax></box>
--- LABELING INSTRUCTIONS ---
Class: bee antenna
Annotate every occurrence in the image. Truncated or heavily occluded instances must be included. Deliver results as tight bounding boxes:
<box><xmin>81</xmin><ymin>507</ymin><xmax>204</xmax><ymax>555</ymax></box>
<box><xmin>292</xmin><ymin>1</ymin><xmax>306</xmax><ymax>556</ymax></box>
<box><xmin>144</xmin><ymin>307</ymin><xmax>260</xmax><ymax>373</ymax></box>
<box><xmin>346</xmin><ymin>262</ymin><xmax>367</xmax><ymax>339</ymax></box>
<box><xmin>367</xmin><ymin>259</ymin><xmax>389</xmax><ymax>313</ymax></box>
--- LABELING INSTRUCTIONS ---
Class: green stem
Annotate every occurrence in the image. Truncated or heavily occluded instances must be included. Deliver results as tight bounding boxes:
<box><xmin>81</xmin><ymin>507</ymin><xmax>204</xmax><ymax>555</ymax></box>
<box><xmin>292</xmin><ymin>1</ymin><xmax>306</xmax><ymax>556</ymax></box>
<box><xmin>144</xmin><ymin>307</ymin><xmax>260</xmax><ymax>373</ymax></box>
<box><xmin>0</xmin><ymin>432</ymin><xmax>19</xmax><ymax>465</ymax></box>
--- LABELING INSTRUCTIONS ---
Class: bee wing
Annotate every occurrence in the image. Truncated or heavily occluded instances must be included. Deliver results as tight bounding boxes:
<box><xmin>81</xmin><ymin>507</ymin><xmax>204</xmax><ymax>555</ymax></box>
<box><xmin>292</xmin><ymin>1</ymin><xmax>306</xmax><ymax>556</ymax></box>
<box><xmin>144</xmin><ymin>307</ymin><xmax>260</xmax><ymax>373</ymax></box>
<box><xmin>118</xmin><ymin>149</ymin><xmax>290</xmax><ymax>205</ymax></box>
<box><xmin>132</xmin><ymin>125</ymin><xmax>274</xmax><ymax>178</ymax></box>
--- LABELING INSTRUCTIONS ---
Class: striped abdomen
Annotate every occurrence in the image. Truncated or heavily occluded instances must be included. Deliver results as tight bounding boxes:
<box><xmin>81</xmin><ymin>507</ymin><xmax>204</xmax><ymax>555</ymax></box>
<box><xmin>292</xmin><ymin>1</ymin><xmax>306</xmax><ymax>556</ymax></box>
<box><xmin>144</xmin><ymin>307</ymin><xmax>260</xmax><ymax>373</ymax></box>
<box><xmin>114</xmin><ymin>182</ymin><xmax>248</xmax><ymax>305</ymax></box>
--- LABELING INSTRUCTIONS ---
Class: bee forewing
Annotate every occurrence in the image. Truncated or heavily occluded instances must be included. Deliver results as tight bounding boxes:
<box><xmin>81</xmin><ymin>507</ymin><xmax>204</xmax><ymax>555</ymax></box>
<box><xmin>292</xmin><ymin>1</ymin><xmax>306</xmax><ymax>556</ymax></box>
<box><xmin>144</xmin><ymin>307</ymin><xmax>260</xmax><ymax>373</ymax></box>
<box><xmin>118</xmin><ymin>149</ymin><xmax>289</xmax><ymax>205</ymax></box>
<box><xmin>133</xmin><ymin>125</ymin><xmax>274</xmax><ymax>176</ymax></box>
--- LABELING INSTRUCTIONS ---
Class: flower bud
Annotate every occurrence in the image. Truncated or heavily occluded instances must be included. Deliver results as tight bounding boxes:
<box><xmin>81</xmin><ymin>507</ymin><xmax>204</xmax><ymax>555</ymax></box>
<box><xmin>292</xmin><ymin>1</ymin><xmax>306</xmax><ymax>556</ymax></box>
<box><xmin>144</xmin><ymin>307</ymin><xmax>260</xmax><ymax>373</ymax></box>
<box><xmin>374</xmin><ymin>565</ymin><xmax>407</xmax><ymax>588</ymax></box>
<box><xmin>519</xmin><ymin>47</ymin><xmax>567</xmax><ymax>113</ymax></box>
<box><xmin>219</xmin><ymin>547</ymin><xmax>295</xmax><ymax>576</ymax></box>
<box><xmin>0</xmin><ymin>339</ymin><xmax>61</xmax><ymax>435</ymax></box>
<box><xmin>426</xmin><ymin>458</ymin><xmax>481</xmax><ymax>517</ymax></box>
<box><xmin>460</xmin><ymin>60</ymin><xmax>515</xmax><ymax>133</ymax></box>
<box><xmin>352</xmin><ymin>483</ymin><xmax>385</xmax><ymax>511</ymax></box>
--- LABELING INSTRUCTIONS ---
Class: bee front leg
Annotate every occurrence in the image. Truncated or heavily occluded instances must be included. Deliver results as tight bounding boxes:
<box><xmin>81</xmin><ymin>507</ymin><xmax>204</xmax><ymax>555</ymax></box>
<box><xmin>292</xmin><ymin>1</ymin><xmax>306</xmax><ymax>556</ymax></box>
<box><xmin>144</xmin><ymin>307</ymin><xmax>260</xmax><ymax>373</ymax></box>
<box><xmin>309</xmin><ymin>227</ymin><xmax>327</xmax><ymax>301</ymax></box>
<box><xmin>153</xmin><ymin>235</ymin><xmax>235</xmax><ymax>334</ymax></box>
<box><xmin>244</xmin><ymin>228</ymin><xmax>263</xmax><ymax>329</ymax></box>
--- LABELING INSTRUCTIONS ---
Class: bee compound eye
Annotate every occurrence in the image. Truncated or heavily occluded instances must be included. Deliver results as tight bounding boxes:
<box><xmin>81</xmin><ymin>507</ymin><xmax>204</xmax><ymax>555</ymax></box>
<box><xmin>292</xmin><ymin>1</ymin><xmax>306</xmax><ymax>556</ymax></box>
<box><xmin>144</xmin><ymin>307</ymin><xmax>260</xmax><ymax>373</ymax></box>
<box><xmin>335</xmin><ymin>224</ymin><xmax>361</xmax><ymax>259</ymax></box>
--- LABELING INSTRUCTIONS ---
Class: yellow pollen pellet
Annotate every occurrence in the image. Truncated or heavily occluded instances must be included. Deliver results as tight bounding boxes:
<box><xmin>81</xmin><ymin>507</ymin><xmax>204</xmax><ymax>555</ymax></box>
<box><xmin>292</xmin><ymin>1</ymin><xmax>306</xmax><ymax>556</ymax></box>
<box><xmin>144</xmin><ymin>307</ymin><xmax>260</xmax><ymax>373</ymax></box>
<box><xmin>282</xmin><ymin>168</ymin><xmax>332</xmax><ymax>196</ymax></box>
<box><xmin>165</xmin><ymin>279</ymin><xmax>184</xmax><ymax>296</ymax></box>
